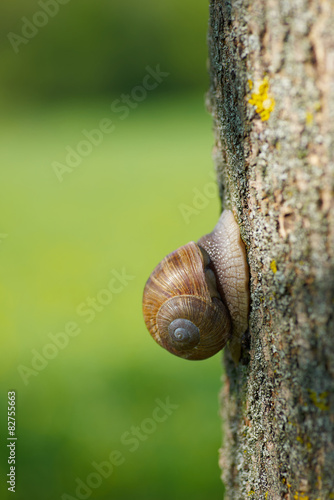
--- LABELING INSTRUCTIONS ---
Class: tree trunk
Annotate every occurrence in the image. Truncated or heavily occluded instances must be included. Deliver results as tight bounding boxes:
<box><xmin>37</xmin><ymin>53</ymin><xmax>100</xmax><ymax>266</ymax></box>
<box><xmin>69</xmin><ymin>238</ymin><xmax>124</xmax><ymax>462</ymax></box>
<box><xmin>207</xmin><ymin>1</ymin><xmax>334</xmax><ymax>498</ymax></box>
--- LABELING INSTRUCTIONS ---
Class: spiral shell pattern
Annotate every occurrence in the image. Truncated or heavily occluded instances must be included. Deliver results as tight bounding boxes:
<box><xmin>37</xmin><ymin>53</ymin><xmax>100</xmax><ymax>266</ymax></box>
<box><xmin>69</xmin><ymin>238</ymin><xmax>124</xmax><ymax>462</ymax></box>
<box><xmin>142</xmin><ymin>242</ymin><xmax>231</xmax><ymax>360</ymax></box>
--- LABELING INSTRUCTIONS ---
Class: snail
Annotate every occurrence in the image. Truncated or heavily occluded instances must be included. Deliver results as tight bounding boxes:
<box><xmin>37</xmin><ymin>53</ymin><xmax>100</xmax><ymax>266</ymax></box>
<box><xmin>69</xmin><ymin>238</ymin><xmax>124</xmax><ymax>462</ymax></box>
<box><xmin>142</xmin><ymin>210</ymin><xmax>249</xmax><ymax>362</ymax></box>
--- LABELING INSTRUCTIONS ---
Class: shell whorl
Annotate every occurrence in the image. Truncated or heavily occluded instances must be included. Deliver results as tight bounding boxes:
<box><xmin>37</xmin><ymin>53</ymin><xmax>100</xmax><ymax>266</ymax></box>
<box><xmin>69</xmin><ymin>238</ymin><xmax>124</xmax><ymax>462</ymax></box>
<box><xmin>142</xmin><ymin>242</ymin><xmax>231</xmax><ymax>360</ymax></box>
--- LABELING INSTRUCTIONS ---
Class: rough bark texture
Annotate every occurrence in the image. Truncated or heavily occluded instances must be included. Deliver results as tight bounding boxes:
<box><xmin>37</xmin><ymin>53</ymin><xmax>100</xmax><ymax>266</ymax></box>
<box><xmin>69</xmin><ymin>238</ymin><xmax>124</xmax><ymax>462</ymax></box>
<box><xmin>207</xmin><ymin>1</ymin><xmax>334</xmax><ymax>498</ymax></box>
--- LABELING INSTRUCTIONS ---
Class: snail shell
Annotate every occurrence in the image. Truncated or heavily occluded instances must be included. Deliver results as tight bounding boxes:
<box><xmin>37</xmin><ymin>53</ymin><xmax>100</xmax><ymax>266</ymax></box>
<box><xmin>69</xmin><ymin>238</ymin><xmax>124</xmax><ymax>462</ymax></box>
<box><xmin>142</xmin><ymin>210</ymin><xmax>249</xmax><ymax>362</ymax></box>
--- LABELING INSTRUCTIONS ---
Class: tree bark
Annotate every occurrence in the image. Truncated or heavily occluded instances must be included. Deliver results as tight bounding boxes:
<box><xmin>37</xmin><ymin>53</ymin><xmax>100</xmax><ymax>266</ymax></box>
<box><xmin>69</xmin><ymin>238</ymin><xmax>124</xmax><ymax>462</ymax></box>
<box><xmin>207</xmin><ymin>1</ymin><xmax>334</xmax><ymax>498</ymax></box>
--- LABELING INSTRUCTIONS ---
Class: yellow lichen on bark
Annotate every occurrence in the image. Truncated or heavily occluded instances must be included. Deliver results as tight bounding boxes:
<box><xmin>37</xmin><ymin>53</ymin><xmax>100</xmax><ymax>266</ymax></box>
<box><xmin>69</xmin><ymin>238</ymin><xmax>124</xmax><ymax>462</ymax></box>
<box><xmin>248</xmin><ymin>77</ymin><xmax>275</xmax><ymax>121</ymax></box>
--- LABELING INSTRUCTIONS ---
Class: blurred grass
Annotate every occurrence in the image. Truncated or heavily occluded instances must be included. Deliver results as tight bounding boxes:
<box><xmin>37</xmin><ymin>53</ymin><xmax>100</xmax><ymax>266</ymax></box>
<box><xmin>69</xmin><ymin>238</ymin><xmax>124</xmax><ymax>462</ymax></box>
<box><xmin>0</xmin><ymin>95</ymin><xmax>225</xmax><ymax>499</ymax></box>
<box><xmin>0</xmin><ymin>1</ymin><xmax>209</xmax><ymax>102</ymax></box>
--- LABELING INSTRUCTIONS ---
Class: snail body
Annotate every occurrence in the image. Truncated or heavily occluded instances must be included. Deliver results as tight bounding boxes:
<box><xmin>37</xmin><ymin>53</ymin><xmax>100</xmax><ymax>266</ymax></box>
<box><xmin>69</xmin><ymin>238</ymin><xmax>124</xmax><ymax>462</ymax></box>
<box><xmin>142</xmin><ymin>210</ymin><xmax>249</xmax><ymax>362</ymax></box>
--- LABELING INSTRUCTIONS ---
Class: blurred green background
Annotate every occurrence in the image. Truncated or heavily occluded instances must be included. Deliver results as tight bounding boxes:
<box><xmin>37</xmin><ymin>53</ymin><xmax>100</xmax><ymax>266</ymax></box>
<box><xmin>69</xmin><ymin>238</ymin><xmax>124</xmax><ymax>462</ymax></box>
<box><xmin>0</xmin><ymin>1</ymin><xmax>226</xmax><ymax>499</ymax></box>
